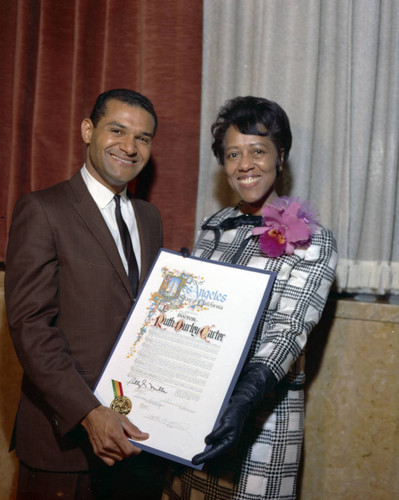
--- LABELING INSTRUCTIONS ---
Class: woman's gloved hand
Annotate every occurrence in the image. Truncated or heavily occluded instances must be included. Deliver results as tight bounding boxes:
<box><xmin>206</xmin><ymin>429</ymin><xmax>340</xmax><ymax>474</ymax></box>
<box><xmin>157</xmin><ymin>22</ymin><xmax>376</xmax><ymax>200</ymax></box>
<box><xmin>192</xmin><ymin>362</ymin><xmax>277</xmax><ymax>465</ymax></box>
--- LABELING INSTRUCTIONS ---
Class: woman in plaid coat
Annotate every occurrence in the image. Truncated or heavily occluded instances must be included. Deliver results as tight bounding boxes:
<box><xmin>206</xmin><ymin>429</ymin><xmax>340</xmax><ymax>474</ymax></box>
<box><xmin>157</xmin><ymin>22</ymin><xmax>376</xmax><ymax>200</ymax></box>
<box><xmin>163</xmin><ymin>96</ymin><xmax>337</xmax><ymax>499</ymax></box>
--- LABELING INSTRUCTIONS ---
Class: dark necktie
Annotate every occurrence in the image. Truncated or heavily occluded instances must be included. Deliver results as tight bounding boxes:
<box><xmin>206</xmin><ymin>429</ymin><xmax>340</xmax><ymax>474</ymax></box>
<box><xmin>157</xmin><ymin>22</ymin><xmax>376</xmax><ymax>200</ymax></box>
<box><xmin>114</xmin><ymin>195</ymin><xmax>139</xmax><ymax>296</ymax></box>
<box><xmin>218</xmin><ymin>214</ymin><xmax>263</xmax><ymax>230</ymax></box>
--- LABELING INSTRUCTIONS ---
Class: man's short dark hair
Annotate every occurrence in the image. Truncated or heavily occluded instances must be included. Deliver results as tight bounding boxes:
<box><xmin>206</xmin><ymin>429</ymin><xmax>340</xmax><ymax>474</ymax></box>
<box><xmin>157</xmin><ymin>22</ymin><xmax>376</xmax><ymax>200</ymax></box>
<box><xmin>211</xmin><ymin>96</ymin><xmax>292</xmax><ymax>165</ymax></box>
<box><xmin>90</xmin><ymin>89</ymin><xmax>158</xmax><ymax>135</ymax></box>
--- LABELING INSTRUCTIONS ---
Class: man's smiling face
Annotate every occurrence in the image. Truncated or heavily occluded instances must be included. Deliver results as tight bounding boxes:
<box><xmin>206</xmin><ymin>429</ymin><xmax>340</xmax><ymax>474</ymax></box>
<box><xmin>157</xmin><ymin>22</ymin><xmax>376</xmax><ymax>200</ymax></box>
<box><xmin>81</xmin><ymin>99</ymin><xmax>155</xmax><ymax>193</ymax></box>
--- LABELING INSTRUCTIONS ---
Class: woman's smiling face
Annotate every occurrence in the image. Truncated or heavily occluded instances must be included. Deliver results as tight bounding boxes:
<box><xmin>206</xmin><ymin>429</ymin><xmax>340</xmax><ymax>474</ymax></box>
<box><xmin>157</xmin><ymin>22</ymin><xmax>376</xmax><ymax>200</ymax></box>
<box><xmin>224</xmin><ymin>125</ymin><xmax>283</xmax><ymax>214</ymax></box>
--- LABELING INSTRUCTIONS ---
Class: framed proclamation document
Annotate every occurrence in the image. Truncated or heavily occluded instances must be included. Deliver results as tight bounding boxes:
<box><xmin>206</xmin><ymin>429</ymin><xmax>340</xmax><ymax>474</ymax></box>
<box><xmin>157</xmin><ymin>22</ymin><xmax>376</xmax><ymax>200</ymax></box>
<box><xmin>94</xmin><ymin>249</ymin><xmax>275</xmax><ymax>468</ymax></box>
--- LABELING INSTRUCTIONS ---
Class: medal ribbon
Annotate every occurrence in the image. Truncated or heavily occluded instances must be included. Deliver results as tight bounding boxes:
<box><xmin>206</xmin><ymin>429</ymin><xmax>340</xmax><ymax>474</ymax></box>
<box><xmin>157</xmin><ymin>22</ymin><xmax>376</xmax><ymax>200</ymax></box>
<box><xmin>112</xmin><ymin>379</ymin><xmax>124</xmax><ymax>398</ymax></box>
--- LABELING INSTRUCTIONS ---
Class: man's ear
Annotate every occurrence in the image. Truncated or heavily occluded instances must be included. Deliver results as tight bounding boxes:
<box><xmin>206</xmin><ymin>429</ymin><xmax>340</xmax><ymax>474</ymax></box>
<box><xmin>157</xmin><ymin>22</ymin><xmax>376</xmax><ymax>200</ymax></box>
<box><xmin>81</xmin><ymin>118</ymin><xmax>93</xmax><ymax>144</ymax></box>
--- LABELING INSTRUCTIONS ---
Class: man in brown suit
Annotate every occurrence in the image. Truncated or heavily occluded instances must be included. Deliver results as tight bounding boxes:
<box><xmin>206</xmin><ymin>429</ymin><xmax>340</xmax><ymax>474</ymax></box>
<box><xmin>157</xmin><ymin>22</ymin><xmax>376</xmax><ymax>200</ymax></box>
<box><xmin>5</xmin><ymin>89</ymin><xmax>165</xmax><ymax>498</ymax></box>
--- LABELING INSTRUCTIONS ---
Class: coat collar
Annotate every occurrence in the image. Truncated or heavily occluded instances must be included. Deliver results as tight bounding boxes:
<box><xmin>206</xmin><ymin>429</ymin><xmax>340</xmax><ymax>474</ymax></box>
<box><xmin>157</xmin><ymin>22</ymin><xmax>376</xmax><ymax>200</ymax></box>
<box><xmin>67</xmin><ymin>172</ymin><xmax>134</xmax><ymax>300</ymax></box>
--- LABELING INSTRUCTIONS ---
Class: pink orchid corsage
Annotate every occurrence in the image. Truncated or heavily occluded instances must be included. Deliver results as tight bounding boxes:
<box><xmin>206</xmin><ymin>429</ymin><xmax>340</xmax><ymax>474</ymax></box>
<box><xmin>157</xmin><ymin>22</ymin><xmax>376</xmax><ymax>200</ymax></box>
<box><xmin>252</xmin><ymin>196</ymin><xmax>319</xmax><ymax>258</ymax></box>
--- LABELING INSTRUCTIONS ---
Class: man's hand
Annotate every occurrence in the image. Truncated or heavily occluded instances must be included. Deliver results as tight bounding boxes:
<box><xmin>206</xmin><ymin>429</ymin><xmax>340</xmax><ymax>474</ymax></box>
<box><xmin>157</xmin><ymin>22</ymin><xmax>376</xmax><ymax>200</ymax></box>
<box><xmin>81</xmin><ymin>405</ymin><xmax>149</xmax><ymax>466</ymax></box>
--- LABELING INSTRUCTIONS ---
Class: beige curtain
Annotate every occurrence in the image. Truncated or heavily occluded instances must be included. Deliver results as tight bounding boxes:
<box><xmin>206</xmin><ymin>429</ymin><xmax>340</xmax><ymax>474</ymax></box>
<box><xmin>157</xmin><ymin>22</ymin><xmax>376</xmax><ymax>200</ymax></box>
<box><xmin>198</xmin><ymin>0</ymin><xmax>399</xmax><ymax>294</ymax></box>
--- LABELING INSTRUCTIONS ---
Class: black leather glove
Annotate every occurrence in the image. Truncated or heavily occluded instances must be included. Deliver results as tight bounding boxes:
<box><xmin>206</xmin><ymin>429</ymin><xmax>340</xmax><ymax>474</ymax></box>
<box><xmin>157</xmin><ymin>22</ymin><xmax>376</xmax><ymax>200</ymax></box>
<box><xmin>192</xmin><ymin>362</ymin><xmax>277</xmax><ymax>465</ymax></box>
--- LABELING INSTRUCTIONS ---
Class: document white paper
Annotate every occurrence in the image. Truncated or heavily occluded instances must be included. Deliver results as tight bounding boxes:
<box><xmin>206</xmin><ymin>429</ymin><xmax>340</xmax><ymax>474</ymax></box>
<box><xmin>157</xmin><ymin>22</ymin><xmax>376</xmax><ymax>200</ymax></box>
<box><xmin>94</xmin><ymin>249</ymin><xmax>275</xmax><ymax>468</ymax></box>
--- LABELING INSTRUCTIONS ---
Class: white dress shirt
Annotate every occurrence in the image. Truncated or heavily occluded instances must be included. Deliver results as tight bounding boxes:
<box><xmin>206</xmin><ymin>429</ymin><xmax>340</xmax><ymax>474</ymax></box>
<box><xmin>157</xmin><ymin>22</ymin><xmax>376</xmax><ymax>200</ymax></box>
<box><xmin>80</xmin><ymin>165</ymin><xmax>141</xmax><ymax>277</ymax></box>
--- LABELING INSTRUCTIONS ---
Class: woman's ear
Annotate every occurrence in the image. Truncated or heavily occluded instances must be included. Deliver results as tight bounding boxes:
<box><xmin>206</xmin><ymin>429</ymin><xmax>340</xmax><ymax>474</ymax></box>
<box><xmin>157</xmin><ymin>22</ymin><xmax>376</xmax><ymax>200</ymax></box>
<box><xmin>276</xmin><ymin>149</ymin><xmax>285</xmax><ymax>173</ymax></box>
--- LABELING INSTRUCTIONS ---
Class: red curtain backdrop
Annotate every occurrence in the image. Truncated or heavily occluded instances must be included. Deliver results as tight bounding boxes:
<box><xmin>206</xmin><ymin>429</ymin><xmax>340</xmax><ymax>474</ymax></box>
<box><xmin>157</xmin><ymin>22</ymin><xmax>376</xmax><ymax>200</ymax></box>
<box><xmin>0</xmin><ymin>0</ymin><xmax>203</xmax><ymax>261</ymax></box>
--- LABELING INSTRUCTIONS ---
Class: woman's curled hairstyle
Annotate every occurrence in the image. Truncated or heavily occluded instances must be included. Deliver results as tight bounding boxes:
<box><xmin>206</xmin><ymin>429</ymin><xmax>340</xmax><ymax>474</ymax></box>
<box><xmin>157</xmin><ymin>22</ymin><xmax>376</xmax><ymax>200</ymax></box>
<box><xmin>211</xmin><ymin>96</ymin><xmax>292</xmax><ymax>166</ymax></box>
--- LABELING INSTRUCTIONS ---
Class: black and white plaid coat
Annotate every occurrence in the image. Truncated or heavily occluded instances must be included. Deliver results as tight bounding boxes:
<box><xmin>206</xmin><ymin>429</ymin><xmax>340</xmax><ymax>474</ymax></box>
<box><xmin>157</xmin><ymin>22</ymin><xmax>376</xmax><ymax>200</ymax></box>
<box><xmin>164</xmin><ymin>205</ymin><xmax>337</xmax><ymax>500</ymax></box>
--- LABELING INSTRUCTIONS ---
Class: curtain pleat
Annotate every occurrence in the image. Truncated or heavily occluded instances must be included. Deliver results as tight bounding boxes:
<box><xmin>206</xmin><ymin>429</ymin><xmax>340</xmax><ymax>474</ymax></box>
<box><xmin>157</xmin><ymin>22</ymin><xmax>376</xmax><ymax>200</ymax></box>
<box><xmin>199</xmin><ymin>0</ymin><xmax>399</xmax><ymax>294</ymax></box>
<box><xmin>0</xmin><ymin>0</ymin><xmax>203</xmax><ymax>260</ymax></box>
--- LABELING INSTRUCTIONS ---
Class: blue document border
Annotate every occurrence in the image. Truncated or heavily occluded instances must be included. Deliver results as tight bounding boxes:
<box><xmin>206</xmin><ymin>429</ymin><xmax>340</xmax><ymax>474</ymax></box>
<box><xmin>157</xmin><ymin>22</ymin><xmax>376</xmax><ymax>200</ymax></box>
<box><xmin>94</xmin><ymin>248</ymin><xmax>276</xmax><ymax>470</ymax></box>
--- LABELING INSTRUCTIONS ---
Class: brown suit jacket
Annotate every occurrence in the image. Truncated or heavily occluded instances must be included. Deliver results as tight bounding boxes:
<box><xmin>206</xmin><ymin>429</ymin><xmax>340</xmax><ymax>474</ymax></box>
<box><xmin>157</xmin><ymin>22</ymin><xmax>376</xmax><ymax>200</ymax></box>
<box><xmin>5</xmin><ymin>171</ymin><xmax>163</xmax><ymax>472</ymax></box>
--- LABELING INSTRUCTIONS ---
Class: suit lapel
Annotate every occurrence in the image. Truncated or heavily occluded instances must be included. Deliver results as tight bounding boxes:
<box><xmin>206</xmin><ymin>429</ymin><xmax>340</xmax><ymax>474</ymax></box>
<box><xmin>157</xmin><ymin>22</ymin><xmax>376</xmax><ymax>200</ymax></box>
<box><xmin>67</xmin><ymin>172</ymin><xmax>133</xmax><ymax>300</ymax></box>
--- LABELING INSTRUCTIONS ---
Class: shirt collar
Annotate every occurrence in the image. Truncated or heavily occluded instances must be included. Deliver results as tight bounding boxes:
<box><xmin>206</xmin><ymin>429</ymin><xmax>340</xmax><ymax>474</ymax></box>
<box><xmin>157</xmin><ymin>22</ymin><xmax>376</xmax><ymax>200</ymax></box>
<box><xmin>80</xmin><ymin>165</ymin><xmax>128</xmax><ymax>209</ymax></box>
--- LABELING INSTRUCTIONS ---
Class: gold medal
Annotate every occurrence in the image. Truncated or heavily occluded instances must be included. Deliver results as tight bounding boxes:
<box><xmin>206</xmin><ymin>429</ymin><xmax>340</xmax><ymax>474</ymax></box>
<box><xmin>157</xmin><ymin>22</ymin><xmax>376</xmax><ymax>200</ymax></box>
<box><xmin>110</xmin><ymin>395</ymin><xmax>132</xmax><ymax>415</ymax></box>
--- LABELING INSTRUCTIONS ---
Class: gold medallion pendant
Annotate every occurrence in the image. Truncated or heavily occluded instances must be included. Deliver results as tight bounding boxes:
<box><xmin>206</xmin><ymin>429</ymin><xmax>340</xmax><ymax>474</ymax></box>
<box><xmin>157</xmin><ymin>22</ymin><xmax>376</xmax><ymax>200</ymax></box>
<box><xmin>110</xmin><ymin>395</ymin><xmax>132</xmax><ymax>415</ymax></box>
